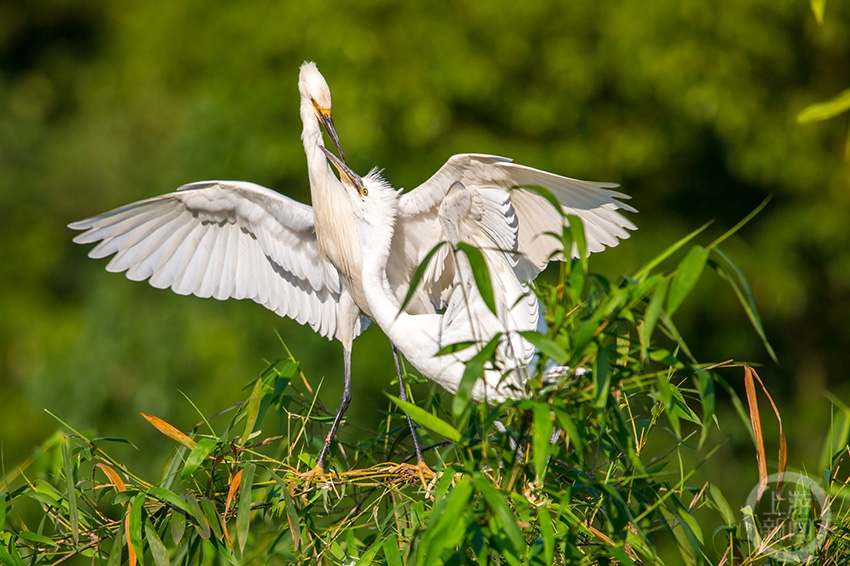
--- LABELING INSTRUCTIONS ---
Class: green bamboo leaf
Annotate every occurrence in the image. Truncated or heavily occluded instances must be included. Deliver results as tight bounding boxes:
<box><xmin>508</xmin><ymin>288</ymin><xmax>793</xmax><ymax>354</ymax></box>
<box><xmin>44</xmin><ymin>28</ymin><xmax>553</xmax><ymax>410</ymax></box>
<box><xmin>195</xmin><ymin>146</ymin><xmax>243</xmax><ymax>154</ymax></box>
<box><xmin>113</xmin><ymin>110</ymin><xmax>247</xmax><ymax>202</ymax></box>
<box><xmin>709</xmin><ymin>248</ymin><xmax>777</xmax><ymax>362</ymax></box>
<box><xmin>532</xmin><ymin>405</ymin><xmax>554</xmax><ymax>481</ymax></box>
<box><xmin>642</xmin><ymin>277</ymin><xmax>669</xmax><ymax>357</ymax></box>
<box><xmin>593</xmin><ymin>344</ymin><xmax>615</xmax><ymax>410</ymax></box>
<box><xmin>237</xmin><ymin>463</ymin><xmax>255</xmax><ymax>554</ymax></box>
<box><xmin>676</xmin><ymin>505</ymin><xmax>704</xmax><ymax>545</ymax></box>
<box><xmin>183</xmin><ymin>492</ymin><xmax>210</xmax><ymax>540</ymax></box>
<box><xmin>633</xmin><ymin>222</ymin><xmax>711</xmax><ymax>280</ymax></box>
<box><xmin>519</xmin><ymin>331</ymin><xmax>568</xmax><ymax>365</ymax></box>
<box><xmin>709</xmin><ymin>484</ymin><xmax>736</xmax><ymax>526</ymax></box>
<box><xmin>170</xmin><ymin>509</ymin><xmax>186</xmax><ymax>546</ymax></box>
<box><xmin>707</xmin><ymin>197</ymin><xmax>770</xmax><ymax>250</ymax></box>
<box><xmin>536</xmin><ymin>506</ymin><xmax>555</xmax><ymax>565</ymax></box>
<box><xmin>456</xmin><ymin>241</ymin><xmax>497</xmax><ymax>316</ymax></box>
<box><xmin>0</xmin><ymin>546</ymin><xmax>24</xmax><ymax>566</ymax></box>
<box><xmin>181</xmin><ymin>438</ymin><xmax>217</xmax><ymax>480</ymax></box>
<box><xmin>553</xmin><ymin>408</ymin><xmax>585</xmax><ymax>455</ymax></box>
<box><xmin>399</xmin><ymin>241</ymin><xmax>447</xmax><ymax>313</ymax></box>
<box><xmin>798</xmin><ymin>88</ymin><xmax>850</xmax><ymax>123</ymax></box>
<box><xmin>354</xmin><ymin>544</ymin><xmax>382</xmax><ymax>566</ymax></box>
<box><xmin>61</xmin><ymin>439</ymin><xmax>79</xmax><ymax>544</ymax></box>
<box><xmin>419</xmin><ymin>477</ymin><xmax>473</xmax><ymax>565</ymax></box>
<box><xmin>387</xmin><ymin>394</ymin><xmax>461</xmax><ymax>442</ymax></box>
<box><xmin>128</xmin><ymin>493</ymin><xmax>145</xmax><ymax>565</ymax></box>
<box><xmin>565</xmin><ymin>214</ymin><xmax>588</xmax><ymax>271</ymax></box>
<box><xmin>382</xmin><ymin>534</ymin><xmax>403</xmax><ymax>566</ymax></box>
<box><xmin>453</xmin><ymin>334</ymin><xmax>502</xmax><ymax>417</ymax></box>
<box><xmin>810</xmin><ymin>0</ymin><xmax>826</xmax><ymax>25</ymax></box>
<box><xmin>145</xmin><ymin>521</ymin><xmax>170</xmax><ymax>566</ymax></box>
<box><xmin>819</xmin><ymin>407</ymin><xmax>850</xmax><ymax>472</ymax></box>
<box><xmin>667</xmin><ymin>245</ymin><xmax>708</xmax><ymax>316</ymax></box>
<box><xmin>17</xmin><ymin>531</ymin><xmax>58</xmax><ymax>546</ymax></box>
<box><xmin>266</xmin><ymin>469</ymin><xmax>302</xmax><ymax>551</ymax></box>
<box><xmin>105</xmin><ymin>520</ymin><xmax>123</xmax><ymax>566</ymax></box>
<box><xmin>695</xmin><ymin>369</ymin><xmax>716</xmax><ymax>449</ymax></box>
<box><xmin>147</xmin><ymin>487</ymin><xmax>194</xmax><ymax>516</ymax></box>
<box><xmin>199</xmin><ymin>497</ymin><xmax>224</xmax><ymax>539</ymax></box>
<box><xmin>242</xmin><ymin>378</ymin><xmax>264</xmax><ymax>442</ymax></box>
<box><xmin>472</xmin><ymin>476</ymin><xmax>524</xmax><ymax>553</ymax></box>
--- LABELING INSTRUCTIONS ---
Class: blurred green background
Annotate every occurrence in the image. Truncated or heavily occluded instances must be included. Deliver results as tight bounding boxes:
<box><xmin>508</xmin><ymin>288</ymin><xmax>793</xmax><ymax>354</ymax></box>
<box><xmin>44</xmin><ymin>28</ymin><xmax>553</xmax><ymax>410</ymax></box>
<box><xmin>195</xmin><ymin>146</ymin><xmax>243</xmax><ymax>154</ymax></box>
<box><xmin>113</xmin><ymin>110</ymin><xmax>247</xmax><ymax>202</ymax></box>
<box><xmin>2</xmin><ymin>0</ymin><xmax>848</xmax><ymax>501</ymax></box>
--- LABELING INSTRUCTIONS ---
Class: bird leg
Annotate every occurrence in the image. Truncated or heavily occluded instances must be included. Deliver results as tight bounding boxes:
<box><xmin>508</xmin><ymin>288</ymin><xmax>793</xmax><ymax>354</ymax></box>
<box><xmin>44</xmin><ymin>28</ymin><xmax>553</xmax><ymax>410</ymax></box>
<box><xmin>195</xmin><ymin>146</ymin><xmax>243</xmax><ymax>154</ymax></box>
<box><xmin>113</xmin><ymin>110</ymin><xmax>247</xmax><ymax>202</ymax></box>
<box><xmin>392</xmin><ymin>344</ymin><xmax>426</xmax><ymax>464</ymax></box>
<box><xmin>315</xmin><ymin>348</ymin><xmax>353</xmax><ymax>471</ymax></box>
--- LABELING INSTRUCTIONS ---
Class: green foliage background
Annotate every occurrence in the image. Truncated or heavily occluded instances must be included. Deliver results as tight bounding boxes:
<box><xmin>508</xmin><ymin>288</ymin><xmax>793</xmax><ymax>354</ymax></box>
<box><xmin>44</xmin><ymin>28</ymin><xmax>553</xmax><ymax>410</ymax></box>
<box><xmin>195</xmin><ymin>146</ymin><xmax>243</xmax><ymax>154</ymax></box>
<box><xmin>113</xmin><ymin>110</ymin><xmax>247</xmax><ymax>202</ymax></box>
<box><xmin>2</xmin><ymin>0</ymin><xmax>849</xmax><ymax>546</ymax></box>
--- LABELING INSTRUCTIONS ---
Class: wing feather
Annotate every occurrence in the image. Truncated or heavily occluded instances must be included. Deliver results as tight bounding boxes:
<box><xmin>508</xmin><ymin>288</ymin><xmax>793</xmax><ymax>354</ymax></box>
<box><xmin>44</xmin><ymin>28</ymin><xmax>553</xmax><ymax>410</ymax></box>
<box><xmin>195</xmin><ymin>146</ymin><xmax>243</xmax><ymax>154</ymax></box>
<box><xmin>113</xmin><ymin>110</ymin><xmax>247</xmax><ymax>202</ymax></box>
<box><xmin>69</xmin><ymin>181</ymin><xmax>348</xmax><ymax>342</ymax></box>
<box><xmin>398</xmin><ymin>154</ymin><xmax>637</xmax><ymax>282</ymax></box>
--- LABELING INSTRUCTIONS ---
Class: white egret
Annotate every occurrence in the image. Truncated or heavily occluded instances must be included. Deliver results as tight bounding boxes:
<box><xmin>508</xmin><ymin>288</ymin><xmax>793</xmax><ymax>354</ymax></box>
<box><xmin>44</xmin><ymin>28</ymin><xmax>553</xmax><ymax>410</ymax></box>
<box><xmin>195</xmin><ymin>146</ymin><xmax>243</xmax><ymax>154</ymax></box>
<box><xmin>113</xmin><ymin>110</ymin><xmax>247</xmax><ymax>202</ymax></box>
<box><xmin>324</xmin><ymin>150</ymin><xmax>546</xmax><ymax>401</ymax></box>
<box><xmin>69</xmin><ymin>61</ymin><xmax>636</xmax><ymax>470</ymax></box>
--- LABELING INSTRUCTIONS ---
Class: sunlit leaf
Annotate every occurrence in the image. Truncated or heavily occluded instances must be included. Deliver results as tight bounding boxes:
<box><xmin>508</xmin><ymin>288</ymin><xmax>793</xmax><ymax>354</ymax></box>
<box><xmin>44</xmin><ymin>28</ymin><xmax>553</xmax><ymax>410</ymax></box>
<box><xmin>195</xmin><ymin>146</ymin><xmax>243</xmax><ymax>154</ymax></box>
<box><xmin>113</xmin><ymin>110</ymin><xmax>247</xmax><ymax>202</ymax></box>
<box><xmin>532</xmin><ymin>404</ymin><xmax>554</xmax><ymax>481</ymax></box>
<box><xmin>96</xmin><ymin>463</ymin><xmax>127</xmax><ymax>493</ymax></box>
<box><xmin>419</xmin><ymin>476</ymin><xmax>473</xmax><ymax>565</ymax></box>
<box><xmin>456</xmin><ymin>241</ymin><xmax>497</xmax><ymax>316</ymax></box>
<box><xmin>634</xmin><ymin>222</ymin><xmax>710</xmax><ymax>280</ymax></box>
<box><xmin>566</xmin><ymin>214</ymin><xmax>588</xmax><ymax>271</ymax></box>
<box><xmin>519</xmin><ymin>331</ymin><xmax>568</xmax><ymax>365</ymax></box>
<box><xmin>709</xmin><ymin>484</ymin><xmax>736</xmax><ymax>526</ymax></box>
<box><xmin>810</xmin><ymin>0</ymin><xmax>826</xmax><ymax>24</ymax></box>
<box><xmin>128</xmin><ymin>493</ymin><xmax>145</xmax><ymax>566</ymax></box>
<box><xmin>224</xmin><ymin>470</ymin><xmax>242</xmax><ymax>518</ymax></box>
<box><xmin>798</xmin><ymin>88</ymin><xmax>850</xmax><ymax>123</ymax></box>
<box><xmin>819</xmin><ymin>405</ymin><xmax>850</xmax><ymax>472</ymax></box>
<box><xmin>666</xmin><ymin>245</ymin><xmax>708</xmax><ymax>316</ymax></box>
<box><xmin>452</xmin><ymin>334</ymin><xmax>502</xmax><ymax>417</ymax></box>
<box><xmin>181</xmin><ymin>438</ymin><xmax>217</xmax><ymax>480</ymax></box>
<box><xmin>141</xmin><ymin>413</ymin><xmax>196</xmax><ymax>450</ymax></box>
<box><xmin>241</xmin><ymin>378</ymin><xmax>264</xmax><ymax>442</ymax></box>
<box><xmin>387</xmin><ymin>394</ymin><xmax>461</xmax><ymax>442</ymax></box>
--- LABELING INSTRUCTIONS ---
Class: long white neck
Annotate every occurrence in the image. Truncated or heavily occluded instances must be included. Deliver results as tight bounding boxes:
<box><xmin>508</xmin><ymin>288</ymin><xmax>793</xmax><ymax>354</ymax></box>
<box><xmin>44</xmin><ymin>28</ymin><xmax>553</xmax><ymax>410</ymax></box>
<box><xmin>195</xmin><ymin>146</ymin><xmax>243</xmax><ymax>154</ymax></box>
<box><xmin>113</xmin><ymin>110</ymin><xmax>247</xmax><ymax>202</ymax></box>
<box><xmin>355</xmin><ymin>200</ymin><xmax>463</xmax><ymax>387</ymax></box>
<box><xmin>355</xmin><ymin>207</ymin><xmax>406</xmax><ymax>329</ymax></box>
<box><xmin>299</xmin><ymin>100</ymin><xmax>368</xmax><ymax>325</ymax></box>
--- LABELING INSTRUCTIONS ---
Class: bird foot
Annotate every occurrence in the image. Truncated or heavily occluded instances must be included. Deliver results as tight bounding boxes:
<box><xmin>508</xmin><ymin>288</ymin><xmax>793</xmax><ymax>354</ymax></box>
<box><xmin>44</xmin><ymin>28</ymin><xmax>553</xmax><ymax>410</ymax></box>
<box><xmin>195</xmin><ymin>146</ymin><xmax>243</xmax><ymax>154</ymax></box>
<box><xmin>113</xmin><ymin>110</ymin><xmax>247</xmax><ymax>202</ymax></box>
<box><xmin>390</xmin><ymin>460</ymin><xmax>435</xmax><ymax>490</ymax></box>
<box><xmin>298</xmin><ymin>465</ymin><xmax>333</xmax><ymax>485</ymax></box>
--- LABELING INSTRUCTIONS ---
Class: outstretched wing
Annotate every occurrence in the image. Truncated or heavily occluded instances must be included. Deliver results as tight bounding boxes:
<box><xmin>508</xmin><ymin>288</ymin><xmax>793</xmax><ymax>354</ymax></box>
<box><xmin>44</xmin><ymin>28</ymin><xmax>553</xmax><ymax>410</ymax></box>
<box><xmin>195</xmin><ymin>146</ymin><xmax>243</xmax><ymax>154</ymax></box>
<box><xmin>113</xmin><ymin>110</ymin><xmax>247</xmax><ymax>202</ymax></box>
<box><xmin>397</xmin><ymin>153</ymin><xmax>637</xmax><ymax>280</ymax></box>
<box><xmin>69</xmin><ymin>181</ymin><xmax>349</xmax><ymax>342</ymax></box>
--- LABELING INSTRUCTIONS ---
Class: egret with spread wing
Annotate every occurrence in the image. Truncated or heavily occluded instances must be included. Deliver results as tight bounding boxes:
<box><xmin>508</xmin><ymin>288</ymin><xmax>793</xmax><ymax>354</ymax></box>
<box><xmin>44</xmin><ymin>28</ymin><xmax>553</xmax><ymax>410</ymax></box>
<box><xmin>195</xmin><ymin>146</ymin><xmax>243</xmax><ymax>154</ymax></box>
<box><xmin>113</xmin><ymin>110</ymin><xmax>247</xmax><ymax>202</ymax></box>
<box><xmin>69</xmin><ymin>62</ymin><xmax>636</xmax><ymax>470</ymax></box>
<box><xmin>325</xmin><ymin>151</ymin><xmax>541</xmax><ymax>401</ymax></box>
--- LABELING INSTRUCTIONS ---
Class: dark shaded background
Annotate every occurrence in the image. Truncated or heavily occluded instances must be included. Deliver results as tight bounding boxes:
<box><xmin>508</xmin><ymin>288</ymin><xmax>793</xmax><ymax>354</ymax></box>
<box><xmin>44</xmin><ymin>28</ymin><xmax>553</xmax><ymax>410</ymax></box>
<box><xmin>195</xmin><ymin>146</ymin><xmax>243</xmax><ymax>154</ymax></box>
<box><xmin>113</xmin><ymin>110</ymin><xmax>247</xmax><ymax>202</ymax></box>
<box><xmin>2</xmin><ymin>0</ymin><xmax>848</xmax><ymax>499</ymax></box>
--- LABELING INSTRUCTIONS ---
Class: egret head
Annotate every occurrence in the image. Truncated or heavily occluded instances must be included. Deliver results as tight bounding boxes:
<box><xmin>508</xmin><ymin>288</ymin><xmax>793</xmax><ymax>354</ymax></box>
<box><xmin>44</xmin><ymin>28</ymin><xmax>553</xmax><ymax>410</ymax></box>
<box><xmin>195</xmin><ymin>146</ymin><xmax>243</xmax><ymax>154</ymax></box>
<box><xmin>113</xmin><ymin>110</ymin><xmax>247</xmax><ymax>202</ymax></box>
<box><xmin>321</xmin><ymin>147</ymin><xmax>399</xmax><ymax>232</ymax></box>
<box><xmin>299</xmin><ymin>61</ymin><xmax>347</xmax><ymax>163</ymax></box>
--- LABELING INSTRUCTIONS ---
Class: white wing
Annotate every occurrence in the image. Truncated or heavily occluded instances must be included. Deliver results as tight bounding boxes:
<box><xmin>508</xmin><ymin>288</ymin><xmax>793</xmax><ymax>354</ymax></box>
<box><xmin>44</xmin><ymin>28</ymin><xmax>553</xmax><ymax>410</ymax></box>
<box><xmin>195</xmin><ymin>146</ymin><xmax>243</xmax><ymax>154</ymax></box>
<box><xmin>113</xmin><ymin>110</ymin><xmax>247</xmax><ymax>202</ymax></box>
<box><xmin>397</xmin><ymin>153</ymin><xmax>637</xmax><ymax>282</ymax></box>
<box><xmin>69</xmin><ymin>180</ymin><xmax>350</xmax><ymax>342</ymax></box>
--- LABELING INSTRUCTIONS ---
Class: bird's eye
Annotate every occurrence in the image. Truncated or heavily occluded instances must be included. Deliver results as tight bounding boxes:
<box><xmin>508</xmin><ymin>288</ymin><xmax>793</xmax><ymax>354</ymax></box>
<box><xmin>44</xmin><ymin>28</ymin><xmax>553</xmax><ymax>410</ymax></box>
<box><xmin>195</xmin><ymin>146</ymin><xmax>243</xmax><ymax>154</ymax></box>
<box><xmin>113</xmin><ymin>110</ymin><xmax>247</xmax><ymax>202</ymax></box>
<box><xmin>361</xmin><ymin>187</ymin><xmax>368</xmax><ymax>196</ymax></box>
